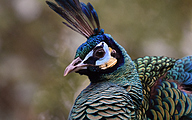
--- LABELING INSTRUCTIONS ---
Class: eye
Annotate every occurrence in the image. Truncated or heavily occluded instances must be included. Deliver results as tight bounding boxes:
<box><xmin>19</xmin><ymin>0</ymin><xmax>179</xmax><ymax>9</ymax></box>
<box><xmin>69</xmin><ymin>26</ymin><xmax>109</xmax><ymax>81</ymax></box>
<box><xmin>94</xmin><ymin>48</ymin><xmax>105</xmax><ymax>58</ymax></box>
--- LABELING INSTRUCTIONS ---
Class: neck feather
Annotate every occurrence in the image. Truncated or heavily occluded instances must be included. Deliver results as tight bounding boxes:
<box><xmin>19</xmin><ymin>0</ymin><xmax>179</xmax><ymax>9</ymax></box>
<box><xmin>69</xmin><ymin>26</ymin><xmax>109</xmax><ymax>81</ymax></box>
<box><xmin>89</xmin><ymin>42</ymin><xmax>143</xmax><ymax>109</ymax></box>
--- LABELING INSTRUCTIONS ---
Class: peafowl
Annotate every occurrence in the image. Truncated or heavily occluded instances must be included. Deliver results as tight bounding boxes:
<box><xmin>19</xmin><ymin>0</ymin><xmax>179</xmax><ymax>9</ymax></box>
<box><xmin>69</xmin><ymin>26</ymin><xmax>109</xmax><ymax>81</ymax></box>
<box><xmin>46</xmin><ymin>0</ymin><xmax>192</xmax><ymax>119</ymax></box>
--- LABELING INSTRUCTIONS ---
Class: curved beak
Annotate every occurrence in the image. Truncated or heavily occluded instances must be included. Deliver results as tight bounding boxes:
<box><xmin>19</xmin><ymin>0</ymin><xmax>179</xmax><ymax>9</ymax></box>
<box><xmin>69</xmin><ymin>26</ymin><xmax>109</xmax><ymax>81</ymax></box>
<box><xmin>64</xmin><ymin>57</ymin><xmax>89</xmax><ymax>76</ymax></box>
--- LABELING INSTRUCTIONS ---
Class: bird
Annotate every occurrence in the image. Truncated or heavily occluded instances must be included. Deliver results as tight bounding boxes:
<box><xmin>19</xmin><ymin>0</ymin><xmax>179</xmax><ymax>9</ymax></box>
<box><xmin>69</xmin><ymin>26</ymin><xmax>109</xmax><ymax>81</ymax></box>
<box><xmin>46</xmin><ymin>0</ymin><xmax>192</xmax><ymax>119</ymax></box>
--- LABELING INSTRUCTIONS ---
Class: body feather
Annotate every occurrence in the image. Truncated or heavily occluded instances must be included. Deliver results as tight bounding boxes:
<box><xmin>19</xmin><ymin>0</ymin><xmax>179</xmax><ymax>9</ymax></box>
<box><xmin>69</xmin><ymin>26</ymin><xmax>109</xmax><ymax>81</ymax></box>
<box><xmin>134</xmin><ymin>56</ymin><xmax>192</xmax><ymax>119</ymax></box>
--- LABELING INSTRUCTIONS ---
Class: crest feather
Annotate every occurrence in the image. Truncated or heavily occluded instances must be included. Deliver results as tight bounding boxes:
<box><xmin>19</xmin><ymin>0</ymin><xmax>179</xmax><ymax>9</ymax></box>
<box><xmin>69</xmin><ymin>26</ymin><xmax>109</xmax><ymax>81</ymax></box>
<box><xmin>46</xmin><ymin>0</ymin><xmax>101</xmax><ymax>38</ymax></box>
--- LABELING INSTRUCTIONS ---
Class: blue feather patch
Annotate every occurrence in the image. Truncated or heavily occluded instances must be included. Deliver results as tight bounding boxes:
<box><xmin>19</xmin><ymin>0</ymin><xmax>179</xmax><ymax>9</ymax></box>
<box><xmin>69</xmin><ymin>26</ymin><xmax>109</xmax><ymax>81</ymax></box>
<box><xmin>167</xmin><ymin>56</ymin><xmax>192</xmax><ymax>91</ymax></box>
<box><xmin>75</xmin><ymin>29</ymin><xmax>105</xmax><ymax>59</ymax></box>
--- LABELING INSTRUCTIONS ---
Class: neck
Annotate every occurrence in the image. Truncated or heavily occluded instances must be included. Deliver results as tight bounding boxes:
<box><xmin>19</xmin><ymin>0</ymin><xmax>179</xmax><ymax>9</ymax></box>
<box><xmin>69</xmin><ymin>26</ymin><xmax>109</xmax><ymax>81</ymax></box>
<box><xmin>100</xmin><ymin>48</ymin><xmax>142</xmax><ymax>89</ymax></box>
<box><xmin>89</xmin><ymin>42</ymin><xmax>143</xmax><ymax>108</ymax></box>
<box><xmin>90</xmin><ymin>39</ymin><xmax>141</xmax><ymax>86</ymax></box>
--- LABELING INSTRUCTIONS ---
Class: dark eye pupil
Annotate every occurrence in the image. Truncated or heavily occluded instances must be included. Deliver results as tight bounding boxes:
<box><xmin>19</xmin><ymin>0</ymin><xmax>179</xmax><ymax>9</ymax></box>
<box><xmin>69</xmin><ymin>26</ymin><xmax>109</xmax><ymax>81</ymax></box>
<box><xmin>93</xmin><ymin>47</ymin><xmax>106</xmax><ymax>58</ymax></box>
<box><xmin>96</xmin><ymin>50</ymin><xmax>104</xmax><ymax>58</ymax></box>
<box><xmin>93</xmin><ymin>48</ymin><xmax>105</xmax><ymax>58</ymax></box>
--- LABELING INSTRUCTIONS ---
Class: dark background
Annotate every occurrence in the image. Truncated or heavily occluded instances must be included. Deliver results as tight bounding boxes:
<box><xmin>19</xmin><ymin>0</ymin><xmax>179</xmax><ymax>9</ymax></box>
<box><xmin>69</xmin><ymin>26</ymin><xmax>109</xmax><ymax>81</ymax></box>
<box><xmin>0</xmin><ymin>0</ymin><xmax>192</xmax><ymax>119</ymax></box>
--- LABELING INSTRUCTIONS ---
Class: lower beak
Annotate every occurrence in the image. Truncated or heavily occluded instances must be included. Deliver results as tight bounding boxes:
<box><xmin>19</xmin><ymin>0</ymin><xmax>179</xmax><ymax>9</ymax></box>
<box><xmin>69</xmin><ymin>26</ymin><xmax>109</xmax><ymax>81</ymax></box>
<box><xmin>64</xmin><ymin>57</ymin><xmax>89</xmax><ymax>76</ymax></box>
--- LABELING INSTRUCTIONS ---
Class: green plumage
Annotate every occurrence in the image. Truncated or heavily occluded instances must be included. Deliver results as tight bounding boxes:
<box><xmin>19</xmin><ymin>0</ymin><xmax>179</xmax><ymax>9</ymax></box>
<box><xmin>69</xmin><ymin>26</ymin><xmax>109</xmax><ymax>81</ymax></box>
<box><xmin>70</xmin><ymin>82</ymin><xmax>135</xmax><ymax>119</ymax></box>
<box><xmin>134</xmin><ymin>56</ymin><xmax>192</xmax><ymax>119</ymax></box>
<box><xmin>134</xmin><ymin>56</ymin><xmax>177</xmax><ymax>119</ymax></box>
<box><xmin>46</xmin><ymin>0</ymin><xmax>192</xmax><ymax>119</ymax></box>
<box><xmin>134</xmin><ymin>56</ymin><xmax>192</xmax><ymax>120</ymax></box>
<box><xmin>147</xmin><ymin>80</ymin><xmax>192</xmax><ymax>119</ymax></box>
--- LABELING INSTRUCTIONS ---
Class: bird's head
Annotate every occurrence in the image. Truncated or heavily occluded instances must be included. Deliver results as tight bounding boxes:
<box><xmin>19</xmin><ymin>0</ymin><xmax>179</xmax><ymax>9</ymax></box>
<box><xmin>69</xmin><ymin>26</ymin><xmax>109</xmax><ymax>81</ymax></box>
<box><xmin>46</xmin><ymin>0</ymin><xmax>129</xmax><ymax>80</ymax></box>
<box><xmin>64</xmin><ymin>30</ymin><xmax>125</xmax><ymax>78</ymax></box>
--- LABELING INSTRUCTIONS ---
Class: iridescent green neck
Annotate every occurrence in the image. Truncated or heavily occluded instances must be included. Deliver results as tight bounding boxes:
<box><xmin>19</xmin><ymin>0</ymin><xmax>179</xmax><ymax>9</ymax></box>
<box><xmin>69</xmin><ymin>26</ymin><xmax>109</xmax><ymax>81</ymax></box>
<box><xmin>90</xmin><ymin>41</ymin><xmax>143</xmax><ymax>109</ymax></box>
<box><xmin>99</xmin><ymin>42</ymin><xmax>141</xmax><ymax>88</ymax></box>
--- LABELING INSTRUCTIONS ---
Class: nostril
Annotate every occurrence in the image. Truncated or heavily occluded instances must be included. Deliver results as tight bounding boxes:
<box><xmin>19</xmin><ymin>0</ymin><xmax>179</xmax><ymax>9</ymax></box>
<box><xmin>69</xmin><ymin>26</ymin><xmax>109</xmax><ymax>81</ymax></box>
<box><xmin>72</xmin><ymin>57</ymin><xmax>83</xmax><ymax>66</ymax></box>
<box><xmin>74</xmin><ymin>60</ymin><xmax>81</xmax><ymax>66</ymax></box>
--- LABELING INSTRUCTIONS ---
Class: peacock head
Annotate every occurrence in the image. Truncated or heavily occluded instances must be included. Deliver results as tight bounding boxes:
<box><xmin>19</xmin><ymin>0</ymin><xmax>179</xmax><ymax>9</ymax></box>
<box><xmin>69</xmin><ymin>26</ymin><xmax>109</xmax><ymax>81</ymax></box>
<box><xmin>46</xmin><ymin>0</ymin><xmax>126</xmax><ymax>77</ymax></box>
<box><xmin>64</xmin><ymin>30</ymin><xmax>126</xmax><ymax>77</ymax></box>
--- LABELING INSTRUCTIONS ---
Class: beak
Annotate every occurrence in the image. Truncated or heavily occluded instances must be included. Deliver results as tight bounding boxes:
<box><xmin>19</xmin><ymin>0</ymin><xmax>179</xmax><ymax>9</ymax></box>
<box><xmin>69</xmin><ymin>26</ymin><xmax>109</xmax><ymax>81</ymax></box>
<box><xmin>64</xmin><ymin>57</ymin><xmax>89</xmax><ymax>76</ymax></box>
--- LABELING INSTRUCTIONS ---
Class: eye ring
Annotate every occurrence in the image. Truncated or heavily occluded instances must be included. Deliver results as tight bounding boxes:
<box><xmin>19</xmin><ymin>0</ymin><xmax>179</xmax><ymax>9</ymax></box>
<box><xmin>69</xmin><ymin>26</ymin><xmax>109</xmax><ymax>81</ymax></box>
<box><xmin>93</xmin><ymin>48</ymin><xmax>105</xmax><ymax>58</ymax></box>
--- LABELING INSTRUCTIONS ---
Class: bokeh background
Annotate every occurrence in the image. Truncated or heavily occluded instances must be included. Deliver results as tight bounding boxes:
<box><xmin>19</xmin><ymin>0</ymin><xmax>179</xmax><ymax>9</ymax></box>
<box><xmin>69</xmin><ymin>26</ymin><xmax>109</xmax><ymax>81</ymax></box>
<box><xmin>0</xmin><ymin>0</ymin><xmax>192</xmax><ymax>119</ymax></box>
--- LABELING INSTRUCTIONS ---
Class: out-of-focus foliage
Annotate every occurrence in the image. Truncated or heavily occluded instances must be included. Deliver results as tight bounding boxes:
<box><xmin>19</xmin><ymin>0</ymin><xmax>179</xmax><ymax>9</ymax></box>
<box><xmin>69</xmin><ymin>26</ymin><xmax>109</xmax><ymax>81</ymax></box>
<box><xmin>0</xmin><ymin>0</ymin><xmax>192</xmax><ymax>119</ymax></box>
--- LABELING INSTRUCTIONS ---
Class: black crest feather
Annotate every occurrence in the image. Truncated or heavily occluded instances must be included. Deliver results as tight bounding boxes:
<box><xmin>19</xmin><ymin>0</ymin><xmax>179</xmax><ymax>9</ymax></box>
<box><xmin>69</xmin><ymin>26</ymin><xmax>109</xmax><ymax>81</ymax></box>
<box><xmin>46</xmin><ymin>0</ymin><xmax>100</xmax><ymax>38</ymax></box>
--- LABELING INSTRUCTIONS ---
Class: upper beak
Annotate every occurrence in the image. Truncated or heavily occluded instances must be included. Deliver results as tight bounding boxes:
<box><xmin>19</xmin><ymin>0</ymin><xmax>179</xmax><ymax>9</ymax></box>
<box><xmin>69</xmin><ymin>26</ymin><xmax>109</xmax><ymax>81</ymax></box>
<box><xmin>64</xmin><ymin>57</ymin><xmax>89</xmax><ymax>76</ymax></box>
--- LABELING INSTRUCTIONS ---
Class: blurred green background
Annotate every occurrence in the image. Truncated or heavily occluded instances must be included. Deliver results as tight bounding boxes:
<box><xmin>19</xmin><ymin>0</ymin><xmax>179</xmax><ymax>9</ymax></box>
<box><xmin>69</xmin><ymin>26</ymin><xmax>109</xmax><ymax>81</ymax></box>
<box><xmin>0</xmin><ymin>0</ymin><xmax>192</xmax><ymax>119</ymax></box>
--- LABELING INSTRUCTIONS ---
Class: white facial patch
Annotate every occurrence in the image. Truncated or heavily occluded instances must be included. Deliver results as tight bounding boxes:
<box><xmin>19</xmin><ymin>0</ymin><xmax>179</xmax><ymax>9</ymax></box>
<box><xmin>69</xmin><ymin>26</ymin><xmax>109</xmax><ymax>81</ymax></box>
<box><xmin>81</xmin><ymin>50</ymin><xmax>93</xmax><ymax>63</ymax></box>
<box><xmin>95</xmin><ymin>42</ymin><xmax>111</xmax><ymax>66</ymax></box>
<box><xmin>81</xmin><ymin>42</ymin><xmax>111</xmax><ymax>66</ymax></box>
